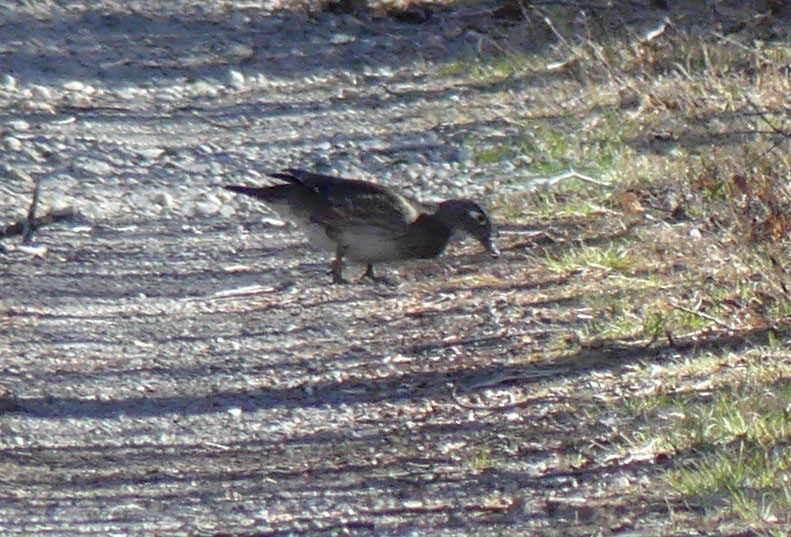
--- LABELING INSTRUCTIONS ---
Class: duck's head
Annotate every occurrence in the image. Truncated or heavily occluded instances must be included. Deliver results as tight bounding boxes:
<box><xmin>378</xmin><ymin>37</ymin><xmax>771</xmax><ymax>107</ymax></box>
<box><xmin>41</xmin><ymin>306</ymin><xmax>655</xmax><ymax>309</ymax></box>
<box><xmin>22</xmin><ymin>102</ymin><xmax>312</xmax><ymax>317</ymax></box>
<box><xmin>436</xmin><ymin>199</ymin><xmax>499</xmax><ymax>258</ymax></box>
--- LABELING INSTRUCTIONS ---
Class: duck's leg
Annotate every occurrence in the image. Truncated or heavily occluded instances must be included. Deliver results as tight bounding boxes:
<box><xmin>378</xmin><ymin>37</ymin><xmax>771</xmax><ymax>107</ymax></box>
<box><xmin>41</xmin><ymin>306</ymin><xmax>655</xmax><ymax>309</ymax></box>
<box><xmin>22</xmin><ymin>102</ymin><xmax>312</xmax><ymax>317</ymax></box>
<box><xmin>360</xmin><ymin>263</ymin><xmax>399</xmax><ymax>286</ymax></box>
<box><xmin>331</xmin><ymin>248</ymin><xmax>349</xmax><ymax>284</ymax></box>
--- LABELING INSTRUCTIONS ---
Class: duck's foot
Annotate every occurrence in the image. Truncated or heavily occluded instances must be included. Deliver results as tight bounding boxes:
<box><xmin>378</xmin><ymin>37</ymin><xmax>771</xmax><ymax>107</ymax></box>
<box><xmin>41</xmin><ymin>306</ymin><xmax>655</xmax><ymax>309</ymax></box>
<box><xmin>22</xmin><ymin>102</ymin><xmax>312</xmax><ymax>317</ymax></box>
<box><xmin>331</xmin><ymin>274</ymin><xmax>350</xmax><ymax>284</ymax></box>
<box><xmin>330</xmin><ymin>267</ymin><xmax>350</xmax><ymax>284</ymax></box>
<box><xmin>360</xmin><ymin>263</ymin><xmax>400</xmax><ymax>286</ymax></box>
<box><xmin>330</xmin><ymin>252</ymin><xmax>350</xmax><ymax>284</ymax></box>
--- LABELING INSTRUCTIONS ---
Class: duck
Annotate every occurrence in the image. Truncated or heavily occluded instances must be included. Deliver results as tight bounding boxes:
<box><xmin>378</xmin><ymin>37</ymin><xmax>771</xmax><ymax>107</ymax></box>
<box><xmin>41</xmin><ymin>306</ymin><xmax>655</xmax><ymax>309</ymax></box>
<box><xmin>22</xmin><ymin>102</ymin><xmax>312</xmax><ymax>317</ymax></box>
<box><xmin>225</xmin><ymin>169</ymin><xmax>499</xmax><ymax>283</ymax></box>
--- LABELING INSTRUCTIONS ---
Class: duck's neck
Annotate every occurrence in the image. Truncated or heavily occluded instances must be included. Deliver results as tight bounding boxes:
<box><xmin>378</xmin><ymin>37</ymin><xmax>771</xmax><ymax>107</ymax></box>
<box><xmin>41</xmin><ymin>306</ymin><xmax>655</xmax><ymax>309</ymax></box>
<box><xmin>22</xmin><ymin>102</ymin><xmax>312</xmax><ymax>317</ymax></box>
<box><xmin>405</xmin><ymin>215</ymin><xmax>454</xmax><ymax>259</ymax></box>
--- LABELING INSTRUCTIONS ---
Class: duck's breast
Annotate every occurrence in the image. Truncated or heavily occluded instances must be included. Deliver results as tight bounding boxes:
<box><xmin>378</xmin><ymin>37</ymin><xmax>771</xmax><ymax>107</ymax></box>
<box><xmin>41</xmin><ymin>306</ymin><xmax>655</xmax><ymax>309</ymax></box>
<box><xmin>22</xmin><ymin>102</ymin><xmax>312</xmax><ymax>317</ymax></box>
<box><xmin>337</xmin><ymin>228</ymin><xmax>404</xmax><ymax>262</ymax></box>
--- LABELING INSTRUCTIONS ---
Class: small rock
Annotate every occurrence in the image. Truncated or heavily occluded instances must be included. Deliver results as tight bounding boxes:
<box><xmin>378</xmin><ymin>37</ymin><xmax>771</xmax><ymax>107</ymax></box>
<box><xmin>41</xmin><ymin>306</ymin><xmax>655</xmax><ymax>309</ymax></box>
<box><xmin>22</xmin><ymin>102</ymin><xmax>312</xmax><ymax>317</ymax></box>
<box><xmin>116</xmin><ymin>87</ymin><xmax>144</xmax><ymax>102</ymax></box>
<box><xmin>189</xmin><ymin>80</ymin><xmax>217</xmax><ymax>97</ymax></box>
<box><xmin>193</xmin><ymin>195</ymin><xmax>222</xmax><ymax>216</ymax></box>
<box><xmin>218</xmin><ymin>205</ymin><xmax>235</xmax><ymax>218</ymax></box>
<box><xmin>228</xmin><ymin>69</ymin><xmax>245</xmax><ymax>89</ymax></box>
<box><xmin>21</xmin><ymin>100</ymin><xmax>56</xmax><ymax>114</ymax></box>
<box><xmin>180</xmin><ymin>203</ymin><xmax>195</xmax><ymax>217</ymax></box>
<box><xmin>7</xmin><ymin>120</ymin><xmax>30</xmax><ymax>131</ymax></box>
<box><xmin>330</xmin><ymin>33</ymin><xmax>355</xmax><ymax>45</ymax></box>
<box><xmin>66</xmin><ymin>93</ymin><xmax>93</xmax><ymax>108</ymax></box>
<box><xmin>17</xmin><ymin>244</ymin><xmax>49</xmax><ymax>257</ymax></box>
<box><xmin>63</xmin><ymin>80</ymin><xmax>85</xmax><ymax>92</ymax></box>
<box><xmin>30</xmin><ymin>85</ymin><xmax>52</xmax><ymax>100</ymax></box>
<box><xmin>77</xmin><ymin>158</ymin><xmax>114</xmax><ymax>176</ymax></box>
<box><xmin>226</xmin><ymin>42</ymin><xmax>255</xmax><ymax>61</ymax></box>
<box><xmin>152</xmin><ymin>192</ymin><xmax>174</xmax><ymax>209</ymax></box>
<box><xmin>4</xmin><ymin>136</ymin><xmax>22</xmax><ymax>151</ymax></box>
<box><xmin>0</xmin><ymin>74</ymin><xmax>17</xmax><ymax>91</ymax></box>
<box><xmin>136</xmin><ymin>147</ymin><xmax>165</xmax><ymax>160</ymax></box>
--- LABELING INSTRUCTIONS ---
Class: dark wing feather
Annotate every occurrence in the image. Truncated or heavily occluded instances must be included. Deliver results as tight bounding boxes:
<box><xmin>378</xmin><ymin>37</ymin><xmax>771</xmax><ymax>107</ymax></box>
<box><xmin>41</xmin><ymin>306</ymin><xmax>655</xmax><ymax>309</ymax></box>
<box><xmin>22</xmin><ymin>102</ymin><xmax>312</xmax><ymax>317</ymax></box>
<box><xmin>267</xmin><ymin>169</ymin><xmax>422</xmax><ymax>236</ymax></box>
<box><xmin>224</xmin><ymin>184</ymin><xmax>294</xmax><ymax>204</ymax></box>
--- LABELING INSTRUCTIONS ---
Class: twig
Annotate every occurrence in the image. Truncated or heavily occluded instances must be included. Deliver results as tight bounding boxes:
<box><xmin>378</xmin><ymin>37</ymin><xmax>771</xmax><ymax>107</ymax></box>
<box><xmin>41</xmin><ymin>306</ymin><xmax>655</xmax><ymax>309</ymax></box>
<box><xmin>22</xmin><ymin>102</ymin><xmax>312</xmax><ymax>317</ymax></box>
<box><xmin>2</xmin><ymin>167</ymin><xmax>80</xmax><ymax>243</ymax></box>
<box><xmin>712</xmin><ymin>31</ymin><xmax>784</xmax><ymax>65</ymax></box>
<box><xmin>189</xmin><ymin>110</ymin><xmax>239</xmax><ymax>130</ymax></box>
<box><xmin>668</xmin><ymin>299</ymin><xmax>736</xmax><ymax>331</ymax></box>
<box><xmin>449</xmin><ymin>367</ymin><xmax>564</xmax><ymax>411</ymax></box>
<box><xmin>22</xmin><ymin>175</ymin><xmax>41</xmax><ymax>243</ymax></box>
<box><xmin>450</xmin><ymin>381</ymin><xmax>567</xmax><ymax>411</ymax></box>
<box><xmin>526</xmin><ymin>169</ymin><xmax>612</xmax><ymax>189</ymax></box>
<box><xmin>533</xmin><ymin>6</ymin><xmax>571</xmax><ymax>50</ymax></box>
<box><xmin>742</xmin><ymin>94</ymin><xmax>791</xmax><ymax>154</ymax></box>
<box><xmin>0</xmin><ymin>208</ymin><xmax>79</xmax><ymax>241</ymax></box>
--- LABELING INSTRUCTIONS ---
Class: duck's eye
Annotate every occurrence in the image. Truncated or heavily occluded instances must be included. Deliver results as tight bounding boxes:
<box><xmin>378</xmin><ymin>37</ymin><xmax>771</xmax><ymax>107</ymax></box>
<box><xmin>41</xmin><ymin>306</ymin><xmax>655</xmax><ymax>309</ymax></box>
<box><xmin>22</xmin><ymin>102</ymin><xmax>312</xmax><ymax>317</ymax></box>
<box><xmin>467</xmin><ymin>210</ymin><xmax>488</xmax><ymax>225</ymax></box>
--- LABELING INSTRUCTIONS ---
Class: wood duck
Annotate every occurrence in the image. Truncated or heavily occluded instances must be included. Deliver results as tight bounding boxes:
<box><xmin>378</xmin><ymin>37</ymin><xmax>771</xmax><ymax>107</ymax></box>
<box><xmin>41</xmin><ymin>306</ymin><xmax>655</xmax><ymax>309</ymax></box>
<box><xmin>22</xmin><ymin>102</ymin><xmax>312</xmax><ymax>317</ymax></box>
<box><xmin>225</xmin><ymin>169</ymin><xmax>499</xmax><ymax>283</ymax></box>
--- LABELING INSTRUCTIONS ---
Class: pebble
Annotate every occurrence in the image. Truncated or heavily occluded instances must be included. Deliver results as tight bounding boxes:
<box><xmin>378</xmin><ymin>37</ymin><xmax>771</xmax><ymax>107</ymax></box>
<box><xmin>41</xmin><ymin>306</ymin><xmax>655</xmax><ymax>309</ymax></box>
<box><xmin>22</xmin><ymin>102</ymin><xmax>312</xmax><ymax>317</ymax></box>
<box><xmin>0</xmin><ymin>74</ymin><xmax>17</xmax><ymax>90</ymax></box>
<box><xmin>218</xmin><ymin>205</ymin><xmax>235</xmax><ymax>218</ymax></box>
<box><xmin>17</xmin><ymin>244</ymin><xmax>49</xmax><ymax>257</ymax></box>
<box><xmin>193</xmin><ymin>202</ymin><xmax>219</xmax><ymax>217</ymax></box>
<box><xmin>4</xmin><ymin>136</ymin><xmax>22</xmax><ymax>151</ymax></box>
<box><xmin>180</xmin><ymin>203</ymin><xmax>196</xmax><ymax>217</ymax></box>
<box><xmin>193</xmin><ymin>195</ymin><xmax>222</xmax><ymax>217</ymax></box>
<box><xmin>116</xmin><ymin>87</ymin><xmax>143</xmax><ymax>101</ymax></box>
<box><xmin>63</xmin><ymin>80</ymin><xmax>85</xmax><ymax>92</ymax></box>
<box><xmin>7</xmin><ymin>120</ymin><xmax>30</xmax><ymax>131</ymax></box>
<box><xmin>228</xmin><ymin>70</ymin><xmax>245</xmax><ymax>89</ymax></box>
<box><xmin>66</xmin><ymin>93</ymin><xmax>93</xmax><ymax>108</ymax></box>
<box><xmin>330</xmin><ymin>33</ymin><xmax>355</xmax><ymax>45</ymax></box>
<box><xmin>226</xmin><ymin>43</ymin><xmax>254</xmax><ymax>61</ymax></box>
<box><xmin>30</xmin><ymin>85</ymin><xmax>53</xmax><ymax>100</ymax></box>
<box><xmin>76</xmin><ymin>158</ymin><xmax>114</xmax><ymax>176</ymax></box>
<box><xmin>136</xmin><ymin>147</ymin><xmax>165</xmax><ymax>160</ymax></box>
<box><xmin>189</xmin><ymin>80</ymin><xmax>217</xmax><ymax>96</ymax></box>
<box><xmin>152</xmin><ymin>191</ymin><xmax>174</xmax><ymax>209</ymax></box>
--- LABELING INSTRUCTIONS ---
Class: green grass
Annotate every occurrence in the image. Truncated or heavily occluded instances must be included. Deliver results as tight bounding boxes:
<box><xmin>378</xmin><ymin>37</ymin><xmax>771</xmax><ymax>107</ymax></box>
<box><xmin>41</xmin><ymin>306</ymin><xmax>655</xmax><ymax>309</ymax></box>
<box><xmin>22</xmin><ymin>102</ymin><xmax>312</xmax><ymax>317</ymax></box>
<box><xmin>666</xmin><ymin>381</ymin><xmax>791</xmax><ymax>522</ymax></box>
<box><xmin>636</xmin><ymin>368</ymin><xmax>790</xmax><ymax>525</ymax></box>
<box><xmin>546</xmin><ymin>242</ymin><xmax>637</xmax><ymax>273</ymax></box>
<box><xmin>473</xmin><ymin>144</ymin><xmax>512</xmax><ymax>166</ymax></box>
<box><xmin>610</xmin><ymin>351</ymin><xmax>791</xmax><ymax>527</ymax></box>
<box><xmin>466</xmin><ymin>446</ymin><xmax>492</xmax><ymax>472</ymax></box>
<box><xmin>432</xmin><ymin>5</ymin><xmax>791</xmax><ymax>532</ymax></box>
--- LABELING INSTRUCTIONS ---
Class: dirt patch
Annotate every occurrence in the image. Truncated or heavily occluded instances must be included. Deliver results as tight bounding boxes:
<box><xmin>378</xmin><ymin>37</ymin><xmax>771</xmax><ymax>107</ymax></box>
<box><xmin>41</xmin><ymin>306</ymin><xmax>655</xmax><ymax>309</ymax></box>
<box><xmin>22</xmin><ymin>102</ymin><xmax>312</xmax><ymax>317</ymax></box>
<box><xmin>2</xmin><ymin>1</ymin><xmax>790</xmax><ymax>536</ymax></box>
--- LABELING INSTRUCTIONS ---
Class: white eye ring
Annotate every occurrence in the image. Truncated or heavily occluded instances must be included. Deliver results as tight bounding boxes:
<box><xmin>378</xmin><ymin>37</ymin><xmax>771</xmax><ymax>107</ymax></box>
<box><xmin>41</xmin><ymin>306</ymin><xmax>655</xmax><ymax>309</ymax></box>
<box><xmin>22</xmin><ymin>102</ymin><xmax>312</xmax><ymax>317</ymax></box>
<box><xmin>467</xmin><ymin>210</ymin><xmax>487</xmax><ymax>225</ymax></box>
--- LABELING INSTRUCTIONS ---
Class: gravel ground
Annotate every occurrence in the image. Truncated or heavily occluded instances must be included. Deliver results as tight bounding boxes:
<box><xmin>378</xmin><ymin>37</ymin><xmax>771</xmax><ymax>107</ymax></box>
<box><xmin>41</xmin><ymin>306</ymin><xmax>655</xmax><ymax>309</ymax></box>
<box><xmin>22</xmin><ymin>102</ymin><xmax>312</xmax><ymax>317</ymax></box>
<box><xmin>1</xmin><ymin>1</ymin><xmax>717</xmax><ymax>536</ymax></box>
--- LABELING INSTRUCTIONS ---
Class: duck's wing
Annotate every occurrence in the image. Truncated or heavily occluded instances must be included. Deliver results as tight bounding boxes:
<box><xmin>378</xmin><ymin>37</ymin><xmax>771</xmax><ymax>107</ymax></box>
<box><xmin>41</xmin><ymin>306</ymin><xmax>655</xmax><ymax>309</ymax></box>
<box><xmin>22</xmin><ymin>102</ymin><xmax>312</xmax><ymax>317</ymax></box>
<box><xmin>268</xmin><ymin>169</ymin><xmax>423</xmax><ymax>233</ymax></box>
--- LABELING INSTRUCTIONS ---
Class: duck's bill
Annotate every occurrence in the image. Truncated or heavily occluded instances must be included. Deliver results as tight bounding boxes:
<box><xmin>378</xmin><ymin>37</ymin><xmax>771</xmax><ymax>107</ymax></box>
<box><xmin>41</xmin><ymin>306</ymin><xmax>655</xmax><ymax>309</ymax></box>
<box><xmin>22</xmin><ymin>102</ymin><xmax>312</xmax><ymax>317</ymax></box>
<box><xmin>484</xmin><ymin>239</ymin><xmax>500</xmax><ymax>258</ymax></box>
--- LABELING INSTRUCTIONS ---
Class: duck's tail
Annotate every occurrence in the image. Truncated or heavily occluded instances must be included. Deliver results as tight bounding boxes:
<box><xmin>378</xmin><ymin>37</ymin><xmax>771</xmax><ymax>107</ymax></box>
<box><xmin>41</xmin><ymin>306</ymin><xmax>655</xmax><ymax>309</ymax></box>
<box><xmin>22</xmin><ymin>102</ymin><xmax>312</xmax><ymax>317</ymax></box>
<box><xmin>224</xmin><ymin>184</ymin><xmax>292</xmax><ymax>203</ymax></box>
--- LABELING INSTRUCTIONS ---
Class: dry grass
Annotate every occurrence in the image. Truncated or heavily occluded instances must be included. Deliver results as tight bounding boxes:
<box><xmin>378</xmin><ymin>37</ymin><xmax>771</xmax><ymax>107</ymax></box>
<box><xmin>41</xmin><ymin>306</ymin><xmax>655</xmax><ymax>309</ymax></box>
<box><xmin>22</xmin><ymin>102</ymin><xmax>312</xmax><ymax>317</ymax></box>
<box><xmin>435</xmin><ymin>0</ymin><xmax>791</xmax><ymax>533</ymax></box>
